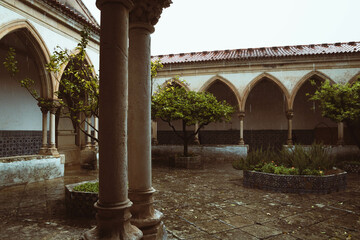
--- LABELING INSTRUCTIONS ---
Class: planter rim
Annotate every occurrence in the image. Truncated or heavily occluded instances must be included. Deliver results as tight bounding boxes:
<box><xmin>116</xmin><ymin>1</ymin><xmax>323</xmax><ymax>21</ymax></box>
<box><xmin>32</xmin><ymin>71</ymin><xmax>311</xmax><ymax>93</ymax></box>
<box><xmin>244</xmin><ymin>170</ymin><xmax>347</xmax><ymax>178</ymax></box>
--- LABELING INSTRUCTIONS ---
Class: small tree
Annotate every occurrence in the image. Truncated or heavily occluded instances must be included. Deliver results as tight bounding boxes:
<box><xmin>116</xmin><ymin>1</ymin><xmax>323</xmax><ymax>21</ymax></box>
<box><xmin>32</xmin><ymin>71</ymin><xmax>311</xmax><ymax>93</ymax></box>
<box><xmin>151</xmin><ymin>79</ymin><xmax>235</xmax><ymax>156</ymax></box>
<box><xmin>4</xmin><ymin>29</ymin><xmax>99</xmax><ymax>142</ymax></box>
<box><xmin>309</xmin><ymin>79</ymin><xmax>360</xmax><ymax>149</ymax></box>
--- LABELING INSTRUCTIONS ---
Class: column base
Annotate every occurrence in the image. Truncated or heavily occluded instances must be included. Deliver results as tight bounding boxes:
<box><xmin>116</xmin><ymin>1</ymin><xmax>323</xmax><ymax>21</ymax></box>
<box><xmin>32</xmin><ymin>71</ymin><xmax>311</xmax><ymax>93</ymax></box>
<box><xmin>47</xmin><ymin>146</ymin><xmax>60</xmax><ymax>157</ymax></box>
<box><xmin>193</xmin><ymin>138</ymin><xmax>200</xmax><ymax>145</ymax></box>
<box><xmin>83</xmin><ymin>201</ymin><xmax>143</xmax><ymax>240</ymax></box>
<box><xmin>337</xmin><ymin>139</ymin><xmax>345</xmax><ymax>146</ymax></box>
<box><xmin>238</xmin><ymin>139</ymin><xmax>245</xmax><ymax>145</ymax></box>
<box><xmin>129</xmin><ymin>188</ymin><xmax>165</xmax><ymax>240</ymax></box>
<box><xmin>39</xmin><ymin>146</ymin><xmax>48</xmax><ymax>155</ymax></box>
<box><xmin>286</xmin><ymin>139</ymin><xmax>293</xmax><ymax>145</ymax></box>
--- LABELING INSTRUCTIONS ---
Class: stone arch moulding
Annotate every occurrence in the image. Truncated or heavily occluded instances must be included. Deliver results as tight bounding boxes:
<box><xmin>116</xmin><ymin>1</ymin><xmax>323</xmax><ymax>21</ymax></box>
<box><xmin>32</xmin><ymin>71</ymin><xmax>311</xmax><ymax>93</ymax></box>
<box><xmin>0</xmin><ymin>19</ymin><xmax>53</xmax><ymax>99</ymax></box>
<box><xmin>241</xmin><ymin>72</ymin><xmax>290</xmax><ymax>111</ymax></box>
<box><xmin>159</xmin><ymin>77</ymin><xmax>191</xmax><ymax>91</ymax></box>
<box><xmin>54</xmin><ymin>50</ymin><xmax>97</xmax><ymax>94</ymax></box>
<box><xmin>289</xmin><ymin>70</ymin><xmax>334</xmax><ymax>109</ymax></box>
<box><xmin>348</xmin><ymin>71</ymin><xmax>360</xmax><ymax>85</ymax></box>
<box><xmin>199</xmin><ymin>75</ymin><xmax>242</xmax><ymax>112</ymax></box>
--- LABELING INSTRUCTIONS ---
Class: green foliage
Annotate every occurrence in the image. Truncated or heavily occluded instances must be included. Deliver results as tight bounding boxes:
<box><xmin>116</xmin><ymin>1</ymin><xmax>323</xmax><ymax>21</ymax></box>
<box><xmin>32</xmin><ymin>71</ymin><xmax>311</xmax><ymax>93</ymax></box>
<box><xmin>47</xmin><ymin>29</ymin><xmax>99</xmax><ymax>127</ymax></box>
<box><xmin>308</xmin><ymin>79</ymin><xmax>360</xmax><ymax>149</ymax></box>
<box><xmin>3</xmin><ymin>47</ymin><xmax>19</xmax><ymax>77</ymax></box>
<box><xmin>309</xmin><ymin>80</ymin><xmax>360</xmax><ymax>122</ymax></box>
<box><xmin>152</xmin><ymin>78</ymin><xmax>235</xmax><ymax>156</ymax></box>
<box><xmin>73</xmin><ymin>181</ymin><xmax>99</xmax><ymax>193</ymax></box>
<box><xmin>151</xmin><ymin>59</ymin><xmax>163</xmax><ymax>94</ymax></box>
<box><xmin>232</xmin><ymin>143</ymin><xmax>333</xmax><ymax>175</ymax></box>
<box><xmin>3</xmin><ymin>28</ymin><xmax>99</xmax><ymax>142</ymax></box>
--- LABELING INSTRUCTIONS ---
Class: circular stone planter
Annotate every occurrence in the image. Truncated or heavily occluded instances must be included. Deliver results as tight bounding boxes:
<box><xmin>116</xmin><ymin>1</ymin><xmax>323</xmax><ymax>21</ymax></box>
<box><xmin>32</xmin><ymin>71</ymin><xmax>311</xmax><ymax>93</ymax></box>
<box><xmin>243</xmin><ymin>170</ymin><xmax>347</xmax><ymax>194</ymax></box>
<box><xmin>174</xmin><ymin>155</ymin><xmax>203</xmax><ymax>169</ymax></box>
<box><xmin>65</xmin><ymin>180</ymin><xmax>98</xmax><ymax>217</ymax></box>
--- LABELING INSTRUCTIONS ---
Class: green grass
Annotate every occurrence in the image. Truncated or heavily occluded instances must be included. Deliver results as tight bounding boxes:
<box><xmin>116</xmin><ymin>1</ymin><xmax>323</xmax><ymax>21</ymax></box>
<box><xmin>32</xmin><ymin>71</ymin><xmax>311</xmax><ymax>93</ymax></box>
<box><xmin>73</xmin><ymin>181</ymin><xmax>99</xmax><ymax>193</ymax></box>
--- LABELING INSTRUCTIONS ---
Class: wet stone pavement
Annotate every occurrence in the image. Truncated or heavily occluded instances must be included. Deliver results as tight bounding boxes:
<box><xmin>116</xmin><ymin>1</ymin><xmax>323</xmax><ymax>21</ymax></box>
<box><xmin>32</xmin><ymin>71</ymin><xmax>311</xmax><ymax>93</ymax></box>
<box><xmin>0</xmin><ymin>162</ymin><xmax>359</xmax><ymax>240</ymax></box>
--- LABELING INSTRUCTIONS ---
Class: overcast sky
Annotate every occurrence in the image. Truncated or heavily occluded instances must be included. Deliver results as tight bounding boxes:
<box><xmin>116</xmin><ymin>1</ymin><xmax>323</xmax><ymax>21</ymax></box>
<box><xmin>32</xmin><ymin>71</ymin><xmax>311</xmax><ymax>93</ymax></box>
<box><xmin>84</xmin><ymin>0</ymin><xmax>360</xmax><ymax>56</ymax></box>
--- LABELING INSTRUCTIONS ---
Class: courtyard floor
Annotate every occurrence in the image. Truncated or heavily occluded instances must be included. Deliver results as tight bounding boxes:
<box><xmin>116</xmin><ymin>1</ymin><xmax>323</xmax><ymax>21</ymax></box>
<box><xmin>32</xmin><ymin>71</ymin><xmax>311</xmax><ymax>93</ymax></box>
<box><xmin>0</xmin><ymin>161</ymin><xmax>359</xmax><ymax>240</ymax></box>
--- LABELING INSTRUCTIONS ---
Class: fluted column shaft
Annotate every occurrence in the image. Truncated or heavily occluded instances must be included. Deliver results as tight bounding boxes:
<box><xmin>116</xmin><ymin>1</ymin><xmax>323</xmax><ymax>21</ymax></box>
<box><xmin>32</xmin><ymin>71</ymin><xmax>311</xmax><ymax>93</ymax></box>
<box><xmin>84</xmin><ymin>0</ymin><xmax>142</xmax><ymax>239</ymax></box>
<box><xmin>238</xmin><ymin>112</ymin><xmax>245</xmax><ymax>145</ymax></box>
<box><xmin>39</xmin><ymin>107</ymin><xmax>48</xmax><ymax>154</ymax></box>
<box><xmin>286</xmin><ymin>110</ymin><xmax>294</xmax><ymax>145</ymax></box>
<box><xmin>48</xmin><ymin>104</ymin><xmax>60</xmax><ymax>156</ymax></box>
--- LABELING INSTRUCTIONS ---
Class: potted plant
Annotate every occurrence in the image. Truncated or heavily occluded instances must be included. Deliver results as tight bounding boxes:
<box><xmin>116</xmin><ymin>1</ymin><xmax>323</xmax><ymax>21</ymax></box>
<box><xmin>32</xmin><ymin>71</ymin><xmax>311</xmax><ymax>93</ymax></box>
<box><xmin>151</xmin><ymin>79</ymin><xmax>234</xmax><ymax>168</ymax></box>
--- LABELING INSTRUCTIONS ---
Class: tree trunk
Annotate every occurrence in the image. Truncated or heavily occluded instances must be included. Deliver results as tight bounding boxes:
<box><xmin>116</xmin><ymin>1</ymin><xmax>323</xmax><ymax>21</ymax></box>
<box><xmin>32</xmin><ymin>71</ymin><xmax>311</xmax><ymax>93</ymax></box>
<box><xmin>183</xmin><ymin>120</ymin><xmax>188</xmax><ymax>156</ymax></box>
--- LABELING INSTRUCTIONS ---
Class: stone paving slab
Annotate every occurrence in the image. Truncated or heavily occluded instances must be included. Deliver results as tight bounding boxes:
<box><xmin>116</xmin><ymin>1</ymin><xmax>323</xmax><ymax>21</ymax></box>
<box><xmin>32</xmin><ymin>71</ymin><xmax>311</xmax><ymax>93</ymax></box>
<box><xmin>0</xmin><ymin>163</ymin><xmax>359</xmax><ymax>239</ymax></box>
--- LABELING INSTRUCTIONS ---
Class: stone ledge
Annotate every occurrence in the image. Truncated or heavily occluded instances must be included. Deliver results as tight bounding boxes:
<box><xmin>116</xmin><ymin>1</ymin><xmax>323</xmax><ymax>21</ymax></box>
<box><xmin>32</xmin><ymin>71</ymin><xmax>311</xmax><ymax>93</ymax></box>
<box><xmin>0</xmin><ymin>155</ymin><xmax>65</xmax><ymax>187</ymax></box>
<box><xmin>243</xmin><ymin>170</ymin><xmax>347</xmax><ymax>194</ymax></box>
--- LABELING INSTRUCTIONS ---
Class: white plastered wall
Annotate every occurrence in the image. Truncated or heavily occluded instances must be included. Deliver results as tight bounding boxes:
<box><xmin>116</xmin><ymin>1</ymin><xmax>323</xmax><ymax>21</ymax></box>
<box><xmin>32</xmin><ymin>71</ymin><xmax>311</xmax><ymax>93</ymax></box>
<box><xmin>0</xmin><ymin>3</ymin><xmax>99</xmax><ymax>131</ymax></box>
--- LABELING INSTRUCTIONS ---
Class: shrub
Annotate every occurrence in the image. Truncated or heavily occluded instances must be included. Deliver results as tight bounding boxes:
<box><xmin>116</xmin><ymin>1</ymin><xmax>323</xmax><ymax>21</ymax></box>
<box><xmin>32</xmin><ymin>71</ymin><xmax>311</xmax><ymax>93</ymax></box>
<box><xmin>232</xmin><ymin>143</ymin><xmax>334</xmax><ymax>175</ymax></box>
<box><xmin>73</xmin><ymin>181</ymin><xmax>99</xmax><ymax>193</ymax></box>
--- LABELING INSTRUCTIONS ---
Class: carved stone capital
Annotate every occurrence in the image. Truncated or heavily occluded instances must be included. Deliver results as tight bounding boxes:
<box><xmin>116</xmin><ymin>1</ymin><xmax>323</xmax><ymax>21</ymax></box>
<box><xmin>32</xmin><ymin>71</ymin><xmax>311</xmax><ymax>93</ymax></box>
<box><xmin>49</xmin><ymin>100</ymin><xmax>61</xmax><ymax>115</ymax></box>
<box><xmin>238</xmin><ymin>111</ymin><xmax>245</xmax><ymax>120</ymax></box>
<box><xmin>286</xmin><ymin>110</ymin><xmax>294</xmax><ymax>120</ymax></box>
<box><xmin>130</xmin><ymin>0</ymin><xmax>172</xmax><ymax>27</ymax></box>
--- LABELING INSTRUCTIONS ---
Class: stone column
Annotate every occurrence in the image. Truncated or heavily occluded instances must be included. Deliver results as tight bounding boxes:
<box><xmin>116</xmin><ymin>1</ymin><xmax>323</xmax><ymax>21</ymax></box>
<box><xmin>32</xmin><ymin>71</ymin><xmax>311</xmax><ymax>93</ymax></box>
<box><xmin>238</xmin><ymin>112</ymin><xmax>245</xmax><ymax>145</ymax></box>
<box><xmin>84</xmin><ymin>0</ymin><xmax>142</xmax><ymax>239</ymax></box>
<box><xmin>151</xmin><ymin>120</ymin><xmax>158</xmax><ymax>145</ymax></box>
<box><xmin>193</xmin><ymin>122</ymin><xmax>200</xmax><ymax>145</ymax></box>
<box><xmin>337</xmin><ymin>122</ymin><xmax>344</xmax><ymax>145</ymax></box>
<box><xmin>85</xmin><ymin>116</ymin><xmax>92</xmax><ymax>149</ymax></box>
<box><xmin>128</xmin><ymin>1</ymin><xmax>171</xmax><ymax>239</ymax></box>
<box><xmin>286</xmin><ymin>110</ymin><xmax>294</xmax><ymax>145</ymax></box>
<box><xmin>94</xmin><ymin>116</ymin><xmax>99</xmax><ymax>148</ymax></box>
<box><xmin>48</xmin><ymin>104</ymin><xmax>60</xmax><ymax>156</ymax></box>
<box><xmin>39</xmin><ymin>107</ymin><xmax>48</xmax><ymax>155</ymax></box>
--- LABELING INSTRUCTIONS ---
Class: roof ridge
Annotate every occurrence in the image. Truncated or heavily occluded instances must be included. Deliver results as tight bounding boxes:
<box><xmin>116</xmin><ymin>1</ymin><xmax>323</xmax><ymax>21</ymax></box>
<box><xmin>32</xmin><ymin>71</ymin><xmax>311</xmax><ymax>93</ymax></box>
<box><xmin>153</xmin><ymin>41</ymin><xmax>360</xmax><ymax>58</ymax></box>
<box><xmin>152</xmin><ymin>41</ymin><xmax>360</xmax><ymax>64</ymax></box>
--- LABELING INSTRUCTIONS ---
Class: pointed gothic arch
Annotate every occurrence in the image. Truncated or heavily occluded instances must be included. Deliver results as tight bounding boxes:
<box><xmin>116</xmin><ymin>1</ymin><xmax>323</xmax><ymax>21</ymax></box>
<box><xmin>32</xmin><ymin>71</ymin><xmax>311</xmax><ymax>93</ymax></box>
<box><xmin>199</xmin><ymin>75</ymin><xmax>241</xmax><ymax>111</ymax></box>
<box><xmin>159</xmin><ymin>77</ymin><xmax>191</xmax><ymax>91</ymax></box>
<box><xmin>289</xmin><ymin>71</ymin><xmax>334</xmax><ymax>109</ymax></box>
<box><xmin>0</xmin><ymin>19</ymin><xmax>53</xmax><ymax>98</ymax></box>
<box><xmin>348</xmin><ymin>72</ymin><xmax>360</xmax><ymax>85</ymax></box>
<box><xmin>241</xmin><ymin>73</ymin><xmax>290</xmax><ymax>111</ymax></box>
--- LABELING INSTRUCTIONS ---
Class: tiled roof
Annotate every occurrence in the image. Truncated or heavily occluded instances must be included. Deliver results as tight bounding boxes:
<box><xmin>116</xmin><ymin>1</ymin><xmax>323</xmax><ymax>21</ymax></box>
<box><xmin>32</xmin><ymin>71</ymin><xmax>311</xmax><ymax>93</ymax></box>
<box><xmin>152</xmin><ymin>42</ymin><xmax>360</xmax><ymax>64</ymax></box>
<box><xmin>42</xmin><ymin>0</ymin><xmax>100</xmax><ymax>34</ymax></box>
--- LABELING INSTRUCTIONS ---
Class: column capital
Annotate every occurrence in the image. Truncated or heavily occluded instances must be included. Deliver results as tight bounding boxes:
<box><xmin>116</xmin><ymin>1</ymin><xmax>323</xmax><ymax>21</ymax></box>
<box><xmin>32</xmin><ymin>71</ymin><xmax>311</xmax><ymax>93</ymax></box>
<box><xmin>238</xmin><ymin>111</ymin><xmax>245</xmax><ymax>119</ymax></box>
<box><xmin>286</xmin><ymin>110</ymin><xmax>294</xmax><ymax>119</ymax></box>
<box><xmin>49</xmin><ymin>100</ymin><xmax>61</xmax><ymax>115</ymax></box>
<box><xmin>96</xmin><ymin>0</ymin><xmax>134</xmax><ymax>10</ymax></box>
<box><xmin>129</xmin><ymin>0</ymin><xmax>172</xmax><ymax>29</ymax></box>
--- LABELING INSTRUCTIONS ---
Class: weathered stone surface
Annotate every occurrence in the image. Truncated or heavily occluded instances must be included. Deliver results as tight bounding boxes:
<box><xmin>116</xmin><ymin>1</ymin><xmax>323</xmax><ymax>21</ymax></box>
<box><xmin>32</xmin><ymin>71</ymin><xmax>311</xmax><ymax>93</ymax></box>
<box><xmin>0</xmin><ymin>155</ymin><xmax>64</xmax><ymax>187</ymax></box>
<box><xmin>0</xmin><ymin>164</ymin><xmax>359</xmax><ymax>239</ymax></box>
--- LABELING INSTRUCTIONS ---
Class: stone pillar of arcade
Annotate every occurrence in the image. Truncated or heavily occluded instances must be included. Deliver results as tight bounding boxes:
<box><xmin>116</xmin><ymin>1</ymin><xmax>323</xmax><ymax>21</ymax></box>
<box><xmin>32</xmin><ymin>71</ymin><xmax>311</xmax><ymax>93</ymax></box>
<box><xmin>128</xmin><ymin>1</ymin><xmax>172</xmax><ymax>239</ymax></box>
<box><xmin>286</xmin><ymin>110</ymin><xmax>294</xmax><ymax>145</ymax></box>
<box><xmin>238</xmin><ymin>112</ymin><xmax>245</xmax><ymax>145</ymax></box>
<box><xmin>83</xmin><ymin>0</ymin><xmax>142</xmax><ymax>239</ymax></box>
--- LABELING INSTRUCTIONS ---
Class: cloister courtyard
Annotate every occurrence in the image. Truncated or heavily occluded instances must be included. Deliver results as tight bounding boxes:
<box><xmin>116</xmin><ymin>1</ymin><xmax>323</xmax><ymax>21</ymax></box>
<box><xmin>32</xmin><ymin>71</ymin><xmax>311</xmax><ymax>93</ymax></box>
<box><xmin>0</xmin><ymin>161</ymin><xmax>359</xmax><ymax>240</ymax></box>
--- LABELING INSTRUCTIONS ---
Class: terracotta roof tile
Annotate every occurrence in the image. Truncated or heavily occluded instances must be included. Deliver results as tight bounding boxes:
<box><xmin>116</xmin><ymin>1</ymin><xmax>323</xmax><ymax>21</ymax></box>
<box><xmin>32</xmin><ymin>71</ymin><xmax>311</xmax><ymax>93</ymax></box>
<box><xmin>42</xmin><ymin>0</ymin><xmax>100</xmax><ymax>34</ymax></box>
<box><xmin>153</xmin><ymin>42</ymin><xmax>360</xmax><ymax>64</ymax></box>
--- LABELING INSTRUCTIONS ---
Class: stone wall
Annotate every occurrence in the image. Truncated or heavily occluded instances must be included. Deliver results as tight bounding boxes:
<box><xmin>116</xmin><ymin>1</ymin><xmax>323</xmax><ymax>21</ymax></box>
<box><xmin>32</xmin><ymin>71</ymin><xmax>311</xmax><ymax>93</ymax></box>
<box><xmin>0</xmin><ymin>155</ymin><xmax>65</xmax><ymax>187</ymax></box>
